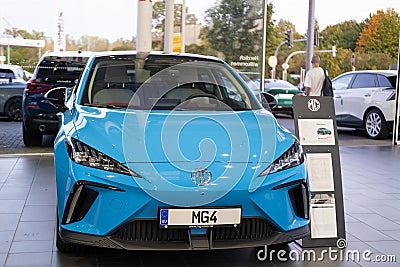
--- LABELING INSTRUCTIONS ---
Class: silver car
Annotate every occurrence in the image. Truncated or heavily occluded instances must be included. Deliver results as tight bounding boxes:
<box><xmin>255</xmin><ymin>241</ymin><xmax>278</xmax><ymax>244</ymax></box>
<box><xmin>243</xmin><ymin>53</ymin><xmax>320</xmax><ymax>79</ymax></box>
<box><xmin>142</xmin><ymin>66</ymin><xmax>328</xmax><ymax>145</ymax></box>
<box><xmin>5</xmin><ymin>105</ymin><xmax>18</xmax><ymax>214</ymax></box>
<box><xmin>0</xmin><ymin>64</ymin><xmax>27</xmax><ymax>121</ymax></box>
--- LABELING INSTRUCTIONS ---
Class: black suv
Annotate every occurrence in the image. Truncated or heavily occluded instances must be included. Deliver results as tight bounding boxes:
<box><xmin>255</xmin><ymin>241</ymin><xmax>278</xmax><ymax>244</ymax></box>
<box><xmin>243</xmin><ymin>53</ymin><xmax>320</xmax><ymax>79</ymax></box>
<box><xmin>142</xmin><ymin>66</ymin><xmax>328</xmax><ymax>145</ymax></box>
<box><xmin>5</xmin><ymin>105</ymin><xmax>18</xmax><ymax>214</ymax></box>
<box><xmin>22</xmin><ymin>51</ymin><xmax>92</xmax><ymax>146</ymax></box>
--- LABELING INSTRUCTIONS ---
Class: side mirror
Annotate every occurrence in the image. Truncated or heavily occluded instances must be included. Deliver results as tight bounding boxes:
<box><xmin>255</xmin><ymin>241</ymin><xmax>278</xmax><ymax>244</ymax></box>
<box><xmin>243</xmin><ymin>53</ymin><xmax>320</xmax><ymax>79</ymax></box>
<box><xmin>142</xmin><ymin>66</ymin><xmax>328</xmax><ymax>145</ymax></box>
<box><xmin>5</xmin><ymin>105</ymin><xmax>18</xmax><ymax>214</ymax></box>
<box><xmin>45</xmin><ymin>87</ymin><xmax>67</xmax><ymax>112</ymax></box>
<box><xmin>8</xmin><ymin>77</ymin><xmax>12</xmax><ymax>83</ymax></box>
<box><xmin>261</xmin><ymin>92</ymin><xmax>277</xmax><ymax>110</ymax></box>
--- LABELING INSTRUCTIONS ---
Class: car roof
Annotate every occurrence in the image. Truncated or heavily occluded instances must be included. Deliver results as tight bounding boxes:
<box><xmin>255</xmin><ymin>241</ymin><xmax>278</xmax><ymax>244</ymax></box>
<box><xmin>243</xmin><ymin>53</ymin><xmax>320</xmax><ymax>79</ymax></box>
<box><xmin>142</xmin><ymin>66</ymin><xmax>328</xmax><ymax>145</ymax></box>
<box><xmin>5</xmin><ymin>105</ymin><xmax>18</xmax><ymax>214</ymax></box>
<box><xmin>90</xmin><ymin>50</ymin><xmax>224</xmax><ymax>63</ymax></box>
<box><xmin>42</xmin><ymin>51</ymin><xmax>95</xmax><ymax>58</ymax></box>
<box><xmin>0</xmin><ymin>64</ymin><xmax>23</xmax><ymax>71</ymax></box>
<box><xmin>338</xmin><ymin>70</ymin><xmax>397</xmax><ymax>77</ymax></box>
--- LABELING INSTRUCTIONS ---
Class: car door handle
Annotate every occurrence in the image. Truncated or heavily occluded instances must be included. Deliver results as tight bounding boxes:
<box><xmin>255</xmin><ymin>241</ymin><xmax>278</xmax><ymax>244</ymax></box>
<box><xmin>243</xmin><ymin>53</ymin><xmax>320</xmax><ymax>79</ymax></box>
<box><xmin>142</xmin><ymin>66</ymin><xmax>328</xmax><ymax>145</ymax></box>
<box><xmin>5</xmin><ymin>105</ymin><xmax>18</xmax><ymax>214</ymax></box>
<box><xmin>364</xmin><ymin>93</ymin><xmax>371</xmax><ymax>97</ymax></box>
<box><xmin>335</xmin><ymin>95</ymin><xmax>341</xmax><ymax>99</ymax></box>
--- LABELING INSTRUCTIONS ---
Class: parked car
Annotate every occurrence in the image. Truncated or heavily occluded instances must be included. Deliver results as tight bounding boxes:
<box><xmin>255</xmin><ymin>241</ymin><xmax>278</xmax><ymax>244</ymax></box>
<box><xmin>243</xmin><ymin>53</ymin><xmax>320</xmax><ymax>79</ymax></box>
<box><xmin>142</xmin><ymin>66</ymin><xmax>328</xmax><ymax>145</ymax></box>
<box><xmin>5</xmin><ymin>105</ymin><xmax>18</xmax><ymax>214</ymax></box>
<box><xmin>22</xmin><ymin>51</ymin><xmax>92</xmax><ymax>146</ymax></box>
<box><xmin>48</xmin><ymin>51</ymin><xmax>310</xmax><ymax>252</ymax></box>
<box><xmin>332</xmin><ymin>70</ymin><xmax>397</xmax><ymax>139</ymax></box>
<box><xmin>0</xmin><ymin>64</ymin><xmax>27</xmax><ymax>121</ymax></box>
<box><xmin>264</xmin><ymin>79</ymin><xmax>305</xmax><ymax>116</ymax></box>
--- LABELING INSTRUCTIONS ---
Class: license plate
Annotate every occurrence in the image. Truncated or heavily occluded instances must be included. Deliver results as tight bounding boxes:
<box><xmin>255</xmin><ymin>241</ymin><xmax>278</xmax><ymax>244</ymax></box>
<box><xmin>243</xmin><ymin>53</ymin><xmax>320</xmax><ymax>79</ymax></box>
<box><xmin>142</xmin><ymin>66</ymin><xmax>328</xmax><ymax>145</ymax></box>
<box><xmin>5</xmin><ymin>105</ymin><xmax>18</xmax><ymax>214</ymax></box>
<box><xmin>159</xmin><ymin>207</ymin><xmax>241</xmax><ymax>227</ymax></box>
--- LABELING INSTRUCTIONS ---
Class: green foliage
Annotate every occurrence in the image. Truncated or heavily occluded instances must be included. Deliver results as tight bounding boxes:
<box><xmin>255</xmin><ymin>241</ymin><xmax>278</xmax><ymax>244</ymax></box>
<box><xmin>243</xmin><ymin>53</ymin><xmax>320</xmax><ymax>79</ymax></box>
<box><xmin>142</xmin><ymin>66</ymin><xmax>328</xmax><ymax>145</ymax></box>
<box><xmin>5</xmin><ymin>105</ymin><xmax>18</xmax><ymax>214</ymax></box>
<box><xmin>204</xmin><ymin>0</ymin><xmax>263</xmax><ymax>63</ymax></box>
<box><xmin>111</xmin><ymin>38</ymin><xmax>135</xmax><ymax>51</ymax></box>
<box><xmin>321</xmin><ymin>20</ymin><xmax>363</xmax><ymax>51</ymax></box>
<box><xmin>357</xmin><ymin>8</ymin><xmax>400</xmax><ymax>59</ymax></box>
<box><xmin>152</xmin><ymin>0</ymin><xmax>197</xmax><ymax>30</ymax></box>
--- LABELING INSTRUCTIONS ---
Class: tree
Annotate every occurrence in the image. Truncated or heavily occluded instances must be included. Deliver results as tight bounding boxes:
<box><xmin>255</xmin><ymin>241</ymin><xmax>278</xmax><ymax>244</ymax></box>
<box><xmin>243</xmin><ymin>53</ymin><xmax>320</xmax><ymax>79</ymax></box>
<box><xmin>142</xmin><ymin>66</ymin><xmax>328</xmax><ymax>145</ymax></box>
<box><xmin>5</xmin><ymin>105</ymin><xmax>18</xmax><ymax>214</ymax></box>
<box><xmin>321</xmin><ymin>20</ymin><xmax>363</xmax><ymax>51</ymax></box>
<box><xmin>77</xmin><ymin>36</ymin><xmax>109</xmax><ymax>51</ymax></box>
<box><xmin>204</xmin><ymin>0</ymin><xmax>263</xmax><ymax>63</ymax></box>
<box><xmin>111</xmin><ymin>38</ymin><xmax>136</xmax><ymax>51</ymax></box>
<box><xmin>357</xmin><ymin>8</ymin><xmax>400</xmax><ymax>59</ymax></box>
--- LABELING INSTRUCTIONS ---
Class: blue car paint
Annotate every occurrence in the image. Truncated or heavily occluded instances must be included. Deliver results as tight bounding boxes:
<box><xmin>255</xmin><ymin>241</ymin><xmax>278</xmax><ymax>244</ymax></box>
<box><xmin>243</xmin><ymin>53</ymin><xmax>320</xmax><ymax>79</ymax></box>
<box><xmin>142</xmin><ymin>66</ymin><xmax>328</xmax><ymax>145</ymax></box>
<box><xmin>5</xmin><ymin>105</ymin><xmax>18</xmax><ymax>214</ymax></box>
<box><xmin>54</xmin><ymin>52</ymin><xmax>309</xmax><ymax>249</ymax></box>
<box><xmin>55</xmin><ymin>147</ymin><xmax>307</xmax><ymax>236</ymax></box>
<box><xmin>55</xmin><ymin>105</ymin><xmax>307</xmax><ymax>235</ymax></box>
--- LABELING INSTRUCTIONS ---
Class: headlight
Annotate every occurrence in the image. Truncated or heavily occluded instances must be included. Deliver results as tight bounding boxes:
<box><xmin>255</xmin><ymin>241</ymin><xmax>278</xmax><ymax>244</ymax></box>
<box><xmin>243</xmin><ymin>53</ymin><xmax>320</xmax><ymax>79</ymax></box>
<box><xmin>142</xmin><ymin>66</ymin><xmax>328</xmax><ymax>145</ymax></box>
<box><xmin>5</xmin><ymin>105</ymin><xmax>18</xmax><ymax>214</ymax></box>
<box><xmin>66</xmin><ymin>137</ymin><xmax>141</xmax><ymax>177</ymax></box>
<box><xmin>258</xmin><ymin>141</ymin><xmax>304</xmax><ymax>176</ymax></box>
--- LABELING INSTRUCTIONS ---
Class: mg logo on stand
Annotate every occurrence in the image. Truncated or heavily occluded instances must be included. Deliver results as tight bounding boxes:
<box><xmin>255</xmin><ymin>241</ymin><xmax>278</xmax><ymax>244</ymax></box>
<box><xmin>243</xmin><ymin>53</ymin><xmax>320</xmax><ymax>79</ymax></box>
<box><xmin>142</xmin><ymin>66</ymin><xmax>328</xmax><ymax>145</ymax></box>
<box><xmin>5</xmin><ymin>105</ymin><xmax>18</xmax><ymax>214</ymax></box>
<box><xmin>307</xmin><ymin>99</ymin><xmax>321</xmax><ymax>112</ymax></box>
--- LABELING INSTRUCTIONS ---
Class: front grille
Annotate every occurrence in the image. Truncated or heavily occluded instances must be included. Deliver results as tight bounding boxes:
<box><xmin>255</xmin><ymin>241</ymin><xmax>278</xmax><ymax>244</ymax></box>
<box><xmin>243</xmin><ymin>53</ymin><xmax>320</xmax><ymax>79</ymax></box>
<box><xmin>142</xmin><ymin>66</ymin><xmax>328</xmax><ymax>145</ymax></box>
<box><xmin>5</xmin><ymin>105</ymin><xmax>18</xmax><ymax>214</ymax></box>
<box><xmin>212</xmin><ymin>218</ymin><xmax>275</xmax><ymax>240</ymax></box>
<box><xmin>111</xmin><ymin>218</ymin><xmax>276</xmax><ymax>246</ymax></box>
<box><xmin>112</xmin><ymin>220</ymin><xmax>188</xmax><ymax>242</ymax></box>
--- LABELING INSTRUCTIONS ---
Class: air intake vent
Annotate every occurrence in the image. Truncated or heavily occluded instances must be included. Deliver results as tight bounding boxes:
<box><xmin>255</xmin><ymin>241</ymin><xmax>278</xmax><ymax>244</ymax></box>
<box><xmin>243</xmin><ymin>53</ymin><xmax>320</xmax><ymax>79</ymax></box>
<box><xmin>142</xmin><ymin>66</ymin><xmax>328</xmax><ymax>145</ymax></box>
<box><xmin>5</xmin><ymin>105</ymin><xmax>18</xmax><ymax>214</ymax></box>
<box><xmin>212</xmin><ymin>218</ymin><xmax>275</xmax><ymax>240</ymax></box>
<box><xmin>63</xmin><ymin>185</ymin><xmax>98</xmax><ymax>224</ymax></box>
<box><xmin>289</xmin><ymin>183</ymin><xmax>309</xmax><ymax>219</ymax></box>
<box><xmin>112</xmin><ymin>220</ymin><xmax>189</xmax><ymax>242</ymax></box>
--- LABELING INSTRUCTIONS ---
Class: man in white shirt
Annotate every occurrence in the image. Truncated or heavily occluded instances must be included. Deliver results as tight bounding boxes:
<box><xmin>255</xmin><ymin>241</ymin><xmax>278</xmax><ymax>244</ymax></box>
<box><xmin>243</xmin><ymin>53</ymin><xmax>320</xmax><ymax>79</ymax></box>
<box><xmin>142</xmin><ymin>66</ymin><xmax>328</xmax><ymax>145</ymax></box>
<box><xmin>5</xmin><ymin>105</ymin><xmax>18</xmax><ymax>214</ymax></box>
<box><xmin>304</xmin><ymin>56</ymin><xmax>326</xmax><ymax>96</ymax></box>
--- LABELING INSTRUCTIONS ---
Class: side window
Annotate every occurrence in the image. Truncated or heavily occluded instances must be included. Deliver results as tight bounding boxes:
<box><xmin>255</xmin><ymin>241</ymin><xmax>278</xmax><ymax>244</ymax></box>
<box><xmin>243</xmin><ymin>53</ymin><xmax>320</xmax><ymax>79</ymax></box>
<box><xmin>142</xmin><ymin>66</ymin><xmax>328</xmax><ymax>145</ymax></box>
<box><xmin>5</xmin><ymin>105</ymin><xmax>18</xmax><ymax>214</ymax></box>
<box><xmin>332</xmin><ymin>74</ymin><xmax>354</xmax><ymax>90</ymax></box>
<box><xmin>351</xmin><ymin>74</ymin><xmax>377</xmax><ymax>89</ymax></box>
<box><xmin>0</xmin><ymin>69</ymin><xmax>15</xmax><ymax>80</ymax></box>
<box><xmin>377</xmin><ymin>75</ymin><xmax>394</xmax><ymax>88</ymax></box>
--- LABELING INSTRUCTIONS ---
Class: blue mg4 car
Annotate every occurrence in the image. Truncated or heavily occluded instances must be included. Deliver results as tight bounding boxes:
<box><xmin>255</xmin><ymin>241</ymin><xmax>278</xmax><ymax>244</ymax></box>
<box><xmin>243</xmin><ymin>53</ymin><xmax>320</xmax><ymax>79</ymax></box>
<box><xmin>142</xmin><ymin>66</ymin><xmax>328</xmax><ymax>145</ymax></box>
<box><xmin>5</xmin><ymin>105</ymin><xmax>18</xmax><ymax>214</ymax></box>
<box><xmin>47</xmin><ymin>51</ymin><xmax>310</xmax><ymax>252</ymax></box>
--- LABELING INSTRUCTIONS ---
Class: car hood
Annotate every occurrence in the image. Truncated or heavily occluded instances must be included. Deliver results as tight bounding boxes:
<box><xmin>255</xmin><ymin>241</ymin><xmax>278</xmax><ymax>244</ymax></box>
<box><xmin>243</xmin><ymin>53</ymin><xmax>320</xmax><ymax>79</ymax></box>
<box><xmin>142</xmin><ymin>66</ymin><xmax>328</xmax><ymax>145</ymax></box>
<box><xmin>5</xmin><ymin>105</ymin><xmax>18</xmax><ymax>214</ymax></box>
<box><xmin>73</xmin><ymin>106</ymin><xmax>295</xmax><ymax>165</ymax></box>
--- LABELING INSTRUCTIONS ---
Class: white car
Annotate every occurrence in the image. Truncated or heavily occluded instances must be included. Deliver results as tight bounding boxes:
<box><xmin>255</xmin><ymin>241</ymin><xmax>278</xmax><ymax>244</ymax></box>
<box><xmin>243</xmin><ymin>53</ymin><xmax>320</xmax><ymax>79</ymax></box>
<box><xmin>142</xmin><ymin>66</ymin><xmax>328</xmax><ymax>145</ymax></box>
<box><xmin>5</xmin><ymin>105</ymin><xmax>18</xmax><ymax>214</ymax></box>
<box><xmin>332</xmin><ymin>70</ymin><xmax>397</xmax><ymax>139</ymax></box>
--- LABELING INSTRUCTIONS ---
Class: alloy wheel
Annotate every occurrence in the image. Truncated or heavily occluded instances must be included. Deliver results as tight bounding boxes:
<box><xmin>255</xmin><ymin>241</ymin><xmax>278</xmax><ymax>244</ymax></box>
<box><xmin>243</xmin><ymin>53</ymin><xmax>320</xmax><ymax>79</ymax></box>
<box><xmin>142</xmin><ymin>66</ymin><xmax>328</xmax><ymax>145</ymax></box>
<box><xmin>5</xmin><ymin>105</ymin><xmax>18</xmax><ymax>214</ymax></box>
<box><xmin>365</xmin><ymin>111</ymin><xmax>381</xmax><ymax>138</ymax></box>
<box><xmin>7</xmin><ymin>101</ymin><xmax>23</xmax><ymax>121</ymax></box>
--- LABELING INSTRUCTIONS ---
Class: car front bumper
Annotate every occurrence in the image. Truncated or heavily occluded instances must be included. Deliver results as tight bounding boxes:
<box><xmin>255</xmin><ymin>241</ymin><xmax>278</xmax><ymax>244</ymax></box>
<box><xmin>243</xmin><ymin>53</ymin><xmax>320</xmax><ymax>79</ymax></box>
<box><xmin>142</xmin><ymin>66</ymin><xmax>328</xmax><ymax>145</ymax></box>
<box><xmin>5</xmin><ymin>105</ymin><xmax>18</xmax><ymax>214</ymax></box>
<box><xmin>59</xmin><ymin>219</ymin><xmax>310</xmax><ymax>250</ymax></box>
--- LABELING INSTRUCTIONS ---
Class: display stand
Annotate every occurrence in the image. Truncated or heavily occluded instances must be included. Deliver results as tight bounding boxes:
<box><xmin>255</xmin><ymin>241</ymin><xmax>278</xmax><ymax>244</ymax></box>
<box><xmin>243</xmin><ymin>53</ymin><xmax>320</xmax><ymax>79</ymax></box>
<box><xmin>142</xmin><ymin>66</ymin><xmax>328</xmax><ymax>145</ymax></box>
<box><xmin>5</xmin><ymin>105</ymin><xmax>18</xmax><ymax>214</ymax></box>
<box><xmin>292</xmin><ymin>96</ymin><xmax>346</xmax><ymax>247</ymax></box>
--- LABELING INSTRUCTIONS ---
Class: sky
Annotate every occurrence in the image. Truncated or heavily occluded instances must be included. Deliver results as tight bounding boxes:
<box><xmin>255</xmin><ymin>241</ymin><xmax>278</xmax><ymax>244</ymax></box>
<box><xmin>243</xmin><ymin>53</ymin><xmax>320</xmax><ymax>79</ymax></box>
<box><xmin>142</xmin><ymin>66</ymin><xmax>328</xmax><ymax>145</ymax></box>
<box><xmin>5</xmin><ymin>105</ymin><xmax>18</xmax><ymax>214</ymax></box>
<box><xmin>1</xmin><ymin>0</ymin><xmax>400</xmax><ymax>42</ymax></box>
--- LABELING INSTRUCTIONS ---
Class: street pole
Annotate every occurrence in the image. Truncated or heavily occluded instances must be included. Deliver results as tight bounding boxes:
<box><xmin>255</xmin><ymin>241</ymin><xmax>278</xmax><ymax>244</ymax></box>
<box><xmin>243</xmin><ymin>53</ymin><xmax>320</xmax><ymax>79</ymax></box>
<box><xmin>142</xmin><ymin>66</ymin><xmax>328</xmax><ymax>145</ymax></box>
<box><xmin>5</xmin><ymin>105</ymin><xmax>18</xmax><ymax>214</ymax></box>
<box><xmin>164</xmin><ymin>0</ymin><xmax>174</xmax><ymax>53</ymax></box>
<box><xmin>260</xmin><ymin>0</ymin><xmax>268</xmax><ymax>92</ymax></box>
<box><xmin>393</xmin><ymin>32</ymin><xmax>400</xmax><ymax>145</ymax></box>
<box><xmin>7</xmin><ymin>40</ymin><xmax>10</xmax><ymax>64</ymax></box>
<box><xmin>181</xmin><ymin>0</ymin><xmax>186</xmax><ymax>53</ymax></box>
<box><xmin>273</xmin><ymin>38</ymin><xmax>307</xmax><ymax>79</ymax></box>
<box><xmin>305</xmin><ymin>0</ymin><xmax>315</xmax><ymax>72</ymax></box>
<box><xmin>136</xmin><ymin>0</ymin><xmax>152</xmax><ymax>52</ymax></box>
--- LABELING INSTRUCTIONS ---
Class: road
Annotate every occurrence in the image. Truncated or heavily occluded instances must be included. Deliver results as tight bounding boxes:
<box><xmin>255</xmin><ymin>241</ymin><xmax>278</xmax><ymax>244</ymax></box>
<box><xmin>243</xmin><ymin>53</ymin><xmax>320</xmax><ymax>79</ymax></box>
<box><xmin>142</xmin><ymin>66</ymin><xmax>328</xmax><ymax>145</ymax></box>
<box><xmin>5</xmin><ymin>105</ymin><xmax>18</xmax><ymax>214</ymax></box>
<box><xmin>0</xmin><ymin>115</ymin><xmax>393</xmax><ymax>155</ymax></box>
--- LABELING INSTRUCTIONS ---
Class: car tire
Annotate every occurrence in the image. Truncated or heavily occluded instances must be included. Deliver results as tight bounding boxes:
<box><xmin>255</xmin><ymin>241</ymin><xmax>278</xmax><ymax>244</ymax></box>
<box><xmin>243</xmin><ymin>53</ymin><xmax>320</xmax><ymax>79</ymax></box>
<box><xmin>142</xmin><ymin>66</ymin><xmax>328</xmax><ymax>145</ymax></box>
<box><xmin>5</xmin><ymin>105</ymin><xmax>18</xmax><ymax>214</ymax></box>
<box><xmin>56</xmin><ymin>214</ymin><xmax>85</xmax><ymax>253</ymax></box>
<box><xmin>364</xmin><ymin>109</ymin><xmax>389</xmax><ymax>139</ymax></box>
<box><xmin>23</xmin><ymin>125</ymin><xmax>43</xmax><ymax>146</ymax></box>
<box><xmin>5</xmin><ymin>98</ymin><xmax>22</xmax><ymax>121</ymax></box>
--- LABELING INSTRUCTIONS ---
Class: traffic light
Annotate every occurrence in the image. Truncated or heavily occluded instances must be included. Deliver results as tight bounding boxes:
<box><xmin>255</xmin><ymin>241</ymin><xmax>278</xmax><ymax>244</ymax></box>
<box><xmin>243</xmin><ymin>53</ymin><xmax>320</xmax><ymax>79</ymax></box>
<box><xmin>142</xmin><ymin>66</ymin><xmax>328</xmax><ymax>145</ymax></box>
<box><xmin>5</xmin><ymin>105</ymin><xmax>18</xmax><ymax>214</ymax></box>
<box><xmin>314</xmin><ymin>29</ymin><xmax>319</xmax><ymax>47</ymax></box>
<box><xmin>285</xmin><ymin>30</ymin><xmax>293</xmax><ymax>48</ymax></box>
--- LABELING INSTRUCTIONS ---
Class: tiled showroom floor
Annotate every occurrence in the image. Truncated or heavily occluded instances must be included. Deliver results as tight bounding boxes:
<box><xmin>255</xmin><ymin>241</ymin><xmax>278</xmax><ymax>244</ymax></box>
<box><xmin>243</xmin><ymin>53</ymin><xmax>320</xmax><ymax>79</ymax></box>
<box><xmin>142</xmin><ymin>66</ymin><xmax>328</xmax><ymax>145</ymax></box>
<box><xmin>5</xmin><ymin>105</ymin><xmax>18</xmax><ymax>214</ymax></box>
<box><xmin>0</xmin><ymin>145</ymin><xmax>399</xmax><ymax>266</ymax></box>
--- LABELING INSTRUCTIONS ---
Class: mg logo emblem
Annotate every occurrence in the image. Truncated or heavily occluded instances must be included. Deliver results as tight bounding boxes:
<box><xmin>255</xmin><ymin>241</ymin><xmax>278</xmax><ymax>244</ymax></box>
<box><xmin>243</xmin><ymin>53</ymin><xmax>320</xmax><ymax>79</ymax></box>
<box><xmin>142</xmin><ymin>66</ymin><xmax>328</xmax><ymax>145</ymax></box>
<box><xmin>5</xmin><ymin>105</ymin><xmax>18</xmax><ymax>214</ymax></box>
<box><xmin>191</xmin><ymin>168</ymin><xmax>212</xmax><ymax>186</ymax></box>
<box><xmin>307</xmin><ymin>98</ymin><xmax>320</xmax><ymax>112</ymax></box>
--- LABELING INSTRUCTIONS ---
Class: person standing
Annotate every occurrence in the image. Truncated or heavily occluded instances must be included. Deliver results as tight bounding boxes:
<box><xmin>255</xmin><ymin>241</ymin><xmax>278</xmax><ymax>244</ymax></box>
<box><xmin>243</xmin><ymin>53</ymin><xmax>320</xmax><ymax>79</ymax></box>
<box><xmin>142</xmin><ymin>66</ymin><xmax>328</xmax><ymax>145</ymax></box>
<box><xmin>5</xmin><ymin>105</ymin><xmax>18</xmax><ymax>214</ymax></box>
<box><xmin>304</xmin><ymin>56</ymin><xmax>326</xmax><ymax>96</ymax></box>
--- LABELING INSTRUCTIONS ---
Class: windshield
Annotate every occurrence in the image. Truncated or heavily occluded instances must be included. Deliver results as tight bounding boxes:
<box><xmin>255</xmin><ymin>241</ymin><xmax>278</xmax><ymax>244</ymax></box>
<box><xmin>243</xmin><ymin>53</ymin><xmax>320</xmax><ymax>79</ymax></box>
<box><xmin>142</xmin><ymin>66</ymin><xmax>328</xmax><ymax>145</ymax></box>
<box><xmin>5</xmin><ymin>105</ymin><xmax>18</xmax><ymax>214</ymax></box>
<box><xmin>265</xmin><ymin>80</ymin><xmax>296</xmax><ymax>90</ymax></box>
<box><xmin>81</xmin><ymin>55</ymin><xmax>259</xmax><ymax>111</ymax></box>
<box><xmin>36</xmin><ymin>56</ymin><xmax>89</xmax><ymax>85</ymax></box>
